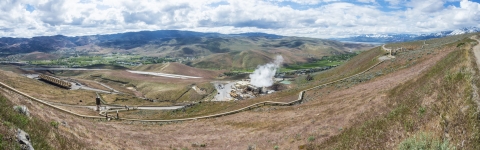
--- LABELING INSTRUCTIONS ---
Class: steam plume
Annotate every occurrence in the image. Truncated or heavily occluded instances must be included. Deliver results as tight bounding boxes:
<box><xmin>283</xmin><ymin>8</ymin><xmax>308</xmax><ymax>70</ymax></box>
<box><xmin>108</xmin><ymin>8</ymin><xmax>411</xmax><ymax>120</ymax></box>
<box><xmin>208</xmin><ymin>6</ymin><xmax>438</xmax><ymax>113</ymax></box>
<box><xmin>249</xmin><ymin>55</ymin><xmax>284</xmax><ymax>87</ymax></box>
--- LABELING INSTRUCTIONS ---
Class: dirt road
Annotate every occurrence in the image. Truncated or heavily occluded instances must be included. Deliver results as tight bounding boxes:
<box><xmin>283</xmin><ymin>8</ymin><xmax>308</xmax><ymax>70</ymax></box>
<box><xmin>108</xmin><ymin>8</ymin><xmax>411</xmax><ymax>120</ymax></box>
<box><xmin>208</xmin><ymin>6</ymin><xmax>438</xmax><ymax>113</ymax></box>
<box><xmin>471</xmin><ymin>37</ymin><xmax>480</xmax><ymax>67</ymax></box>
<box><xmin>126</xmin><ymin>70</ymin><xmax>202</xmax><ymax>79</ymax></box>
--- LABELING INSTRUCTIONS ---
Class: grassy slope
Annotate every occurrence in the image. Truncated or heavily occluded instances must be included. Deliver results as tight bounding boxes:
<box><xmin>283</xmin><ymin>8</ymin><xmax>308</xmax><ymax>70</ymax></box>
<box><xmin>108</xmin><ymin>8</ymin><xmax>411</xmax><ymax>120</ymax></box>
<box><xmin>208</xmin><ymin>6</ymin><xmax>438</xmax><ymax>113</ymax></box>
<box><xmin>131</xmin><ymin>63</ymin><xmax>168</xmax><ymax>72</ymax></box>
<box><xmin>287</xmin><ymin>46</ymin><xmax>384</xmax><ymax>92</ymax></box>
<box><xmin>313</xmin><ymin>37</ymin><xmax>480</xmax><ymax>149</ymax></box>
<box><xmin>0</xmin><ymin>71</ymin><xmax>98</xmax><ymax>105</ymax></box>
<box><xmin>0</xmin><ymin>95</ymin><xmax>85</xmax><ymax>149</ymax></box>
<box><xmin>192</xmin><ymin>53</ymin><xmax>235</xmax><ymax>70</ymax></box>
<box><xmin>281</xmin><ymin>60</ymin><xmax>343</xmax><ymax>72</ymax></box>
<box><xmin>191</xmin><ymin>37</ymin><xmax>371</xmax><ymax>70</ymax></box>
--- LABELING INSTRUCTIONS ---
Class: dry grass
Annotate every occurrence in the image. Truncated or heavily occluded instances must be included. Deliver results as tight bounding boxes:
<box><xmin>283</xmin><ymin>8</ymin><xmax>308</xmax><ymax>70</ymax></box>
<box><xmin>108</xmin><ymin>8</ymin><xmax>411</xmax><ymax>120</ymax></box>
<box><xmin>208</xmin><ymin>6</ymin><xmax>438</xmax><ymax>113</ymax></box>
<box><xmin>75</xmin><ymin>78</ymin><xmax>111</xmax><ymax>91</ymax></box>
<box><xmin>0</xmin><ymin>71</ymin><xmax>98</xmax><ymax>105</ymax></box>
<box><xmin>0</xmin><ymin>94</ymin><xmax>86</xmax><ymax>149</ymax></box>
<box><xmin>386</xmin><ymin>40</ymin><xmax>424</xmax><ymax>50</ymax></box>
<box><xmin>312</xmin><ymin>37</ymin><xmax>480</xmax><ymax>149</ymax></box>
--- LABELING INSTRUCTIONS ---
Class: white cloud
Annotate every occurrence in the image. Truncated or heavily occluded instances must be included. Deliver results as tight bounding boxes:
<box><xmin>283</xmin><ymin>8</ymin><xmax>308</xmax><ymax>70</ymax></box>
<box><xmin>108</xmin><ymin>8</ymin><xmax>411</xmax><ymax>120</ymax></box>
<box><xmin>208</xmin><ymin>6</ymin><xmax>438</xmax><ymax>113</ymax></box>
<box><xmin>357</xmin><ymin>0</ymin><xmax>376</xmax><ymax>3</ymax></box>
<box><xmin>270</xmin><ymin>0</ymin><xmax>340</xmax><ymax>5</ymax></box>
<box><xmin>406</xmin><ymin>0</ymin><xmax>445</xmax><ymax>13</ymax></box>
<box><xmin>0</xmin><ymin>0</ymin><xmax>479</xmax><ymax>38</ymax></box>
<box><xmin>385</xmin><ymin>0</ymin><xmax>405</xmax><ymax>6</ymax></box>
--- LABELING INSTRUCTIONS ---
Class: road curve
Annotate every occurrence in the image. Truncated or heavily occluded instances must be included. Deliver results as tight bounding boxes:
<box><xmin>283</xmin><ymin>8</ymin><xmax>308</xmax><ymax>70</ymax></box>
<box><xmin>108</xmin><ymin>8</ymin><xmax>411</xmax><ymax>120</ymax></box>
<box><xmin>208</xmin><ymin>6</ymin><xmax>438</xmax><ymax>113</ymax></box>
<box><xmin>471</xmin><ymin>37</ymin><xmax>480</xmax><ymax>68</ymax></box>
<box><xmin>382</xmin><ymin>44</ymin><xmax>392</xmax><ymax>51</ymax></box>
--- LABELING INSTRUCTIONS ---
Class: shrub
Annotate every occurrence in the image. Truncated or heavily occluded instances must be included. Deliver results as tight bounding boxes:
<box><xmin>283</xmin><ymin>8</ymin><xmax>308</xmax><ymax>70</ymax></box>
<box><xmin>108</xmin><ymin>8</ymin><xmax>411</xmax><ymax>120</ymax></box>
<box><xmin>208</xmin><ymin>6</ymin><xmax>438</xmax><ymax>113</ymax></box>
<box><xmin>418</xmin><ymin>106</ymin><xmax>426</xmax><ymax>115</ymax></box>
<box><xmin>398</xmin><ymin>132</ymin><xmax>455</xmax><ymax>150</ymax></box>
<box><xmin>50</xmin><ymin>121</ymin><xmax>59</xmax><ymax>129</ymax></box>
<box><xmin>308</xmin><ymin>136</ymin><xmax>315</xmax><ymax>142</ymax></box>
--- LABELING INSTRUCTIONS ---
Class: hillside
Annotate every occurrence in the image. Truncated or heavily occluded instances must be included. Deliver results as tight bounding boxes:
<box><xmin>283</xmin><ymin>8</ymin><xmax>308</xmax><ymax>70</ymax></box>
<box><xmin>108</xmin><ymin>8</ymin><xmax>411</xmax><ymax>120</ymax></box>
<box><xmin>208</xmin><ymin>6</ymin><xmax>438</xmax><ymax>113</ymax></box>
<box><xmin>0</xmin><ymin>95</ymin><xmax>86</xmax><ymax>149</ymax></box>
<box><xmin>0</xmin><ymin>30</ymin><xmax>373</xmax><ymax>70</ymax></box>
<box><xmin>312</xmin><ymin>33</ymin><xmax>480</xmax><ymax>149</ymax></box>
<box><xmin>0</xmin><ymin>33</ymin><xmax>478</xmax><ymax>149</ymax></box>
<box><xmin>192</xmin><ymin>37</ymin><xmax>367</xmax><ymax>70</ymax></box>
<box><xmin>0</xmin><ymin>30</ymin><xmax>365</xmax><ymax>56</ymax></box>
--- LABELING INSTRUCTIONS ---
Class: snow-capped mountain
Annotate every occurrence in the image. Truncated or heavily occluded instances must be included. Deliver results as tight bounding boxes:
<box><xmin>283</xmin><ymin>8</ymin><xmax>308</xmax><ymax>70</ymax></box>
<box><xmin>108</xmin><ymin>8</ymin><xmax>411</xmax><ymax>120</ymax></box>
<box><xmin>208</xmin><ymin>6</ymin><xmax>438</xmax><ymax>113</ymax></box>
<box><xmin>333</xmin><ymin>27</ymin><xmax>480</xmax><ymax>43</ymax></box>
<box><xmin>447</xmin><ymin>27</ymin><xmax>480</xmax><ymax>36</ymax></box>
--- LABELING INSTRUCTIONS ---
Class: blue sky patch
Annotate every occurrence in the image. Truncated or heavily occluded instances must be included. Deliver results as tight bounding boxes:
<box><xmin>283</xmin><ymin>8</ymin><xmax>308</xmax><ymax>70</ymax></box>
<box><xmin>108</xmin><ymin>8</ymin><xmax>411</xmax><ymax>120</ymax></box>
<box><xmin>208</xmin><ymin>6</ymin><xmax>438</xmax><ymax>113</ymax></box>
<box><xmin>209</xmin><ymin>1</ymin><xmax>230</xmax><ymax>7</ymax></box>
<box><xmin>444</xmin><ymin>1</ymin><xmax>461</xmax><ymax>7</ymax></box>
<box><xmin>25</xmin><ymin>4</ymin><xmax>35</xmax><ymax>12</ymax></box>
<box><xmin>276</xmin><ymin>1</ymin><xmax>322</xmax><ymax>10</ymax></box>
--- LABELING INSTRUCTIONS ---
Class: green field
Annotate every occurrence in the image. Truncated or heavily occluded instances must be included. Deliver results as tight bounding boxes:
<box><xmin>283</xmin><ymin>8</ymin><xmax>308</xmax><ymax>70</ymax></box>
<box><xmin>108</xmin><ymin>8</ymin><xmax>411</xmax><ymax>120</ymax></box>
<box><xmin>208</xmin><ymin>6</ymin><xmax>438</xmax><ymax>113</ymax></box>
<box><xmin>27</xmin><ymin>54</ymin><xmax>176</xmax><ymax>67</ymax></box>
<box><xmin>281</xmin><ymin>60</ymin><xmax>343</xmax><ymax>72</ymax></box>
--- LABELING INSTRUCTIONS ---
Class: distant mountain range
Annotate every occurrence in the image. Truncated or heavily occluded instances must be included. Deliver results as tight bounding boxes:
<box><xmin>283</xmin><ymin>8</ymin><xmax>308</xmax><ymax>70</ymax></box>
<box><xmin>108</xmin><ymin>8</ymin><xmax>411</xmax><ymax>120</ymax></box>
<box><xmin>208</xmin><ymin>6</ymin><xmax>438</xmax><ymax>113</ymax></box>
<box><xmin>0</xmin><ymin>30</ymin><xmax>284</xmax><ymax>54</ymax></box>
<box><xmin>2</xmin><ymin>27</ymin><xmax>478</xmax><ymax>55</ymax></box>
<box><xmin>0</xmin><ymin>30</ymin><xmax>375</xmax><ymax>70</ymax></box>
<box><xmin>333</xmin><ymin>27</ymin><xmax>480</xmax><ymax>43</ymax></box>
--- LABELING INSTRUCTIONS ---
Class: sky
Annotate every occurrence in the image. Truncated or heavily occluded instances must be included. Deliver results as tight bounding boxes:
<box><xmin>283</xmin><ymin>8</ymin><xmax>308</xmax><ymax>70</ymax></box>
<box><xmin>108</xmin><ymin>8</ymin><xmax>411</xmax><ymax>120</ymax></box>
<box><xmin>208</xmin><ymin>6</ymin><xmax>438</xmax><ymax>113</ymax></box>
<box><xmin>0</xmin><ymin>0</ymin><xmax>479</xmax><ymax>38</ymax></box>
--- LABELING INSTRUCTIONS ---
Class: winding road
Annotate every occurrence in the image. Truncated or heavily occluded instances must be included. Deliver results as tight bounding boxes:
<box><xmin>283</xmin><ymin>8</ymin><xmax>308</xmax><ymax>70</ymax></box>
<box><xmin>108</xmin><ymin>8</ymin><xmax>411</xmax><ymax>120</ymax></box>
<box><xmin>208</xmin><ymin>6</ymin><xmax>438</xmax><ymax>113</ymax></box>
<box><xmin>471</xmin><ymin>37</ymin><xmax>480</xmax><ymax>67</ymax></box>
<box><xmin>382</xmin><ymin>44</ymin><xmax>392</xmax><ymax>51</ymax></box>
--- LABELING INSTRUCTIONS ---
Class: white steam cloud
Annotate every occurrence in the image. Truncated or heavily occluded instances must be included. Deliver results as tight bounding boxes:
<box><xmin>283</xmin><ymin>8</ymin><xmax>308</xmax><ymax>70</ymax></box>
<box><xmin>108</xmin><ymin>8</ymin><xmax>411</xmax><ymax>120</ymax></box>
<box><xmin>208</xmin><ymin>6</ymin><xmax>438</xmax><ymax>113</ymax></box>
<box><xmin>249</xmin><ymin>55</ymin><xmax>284</xmax><ymax>87</ymax></box>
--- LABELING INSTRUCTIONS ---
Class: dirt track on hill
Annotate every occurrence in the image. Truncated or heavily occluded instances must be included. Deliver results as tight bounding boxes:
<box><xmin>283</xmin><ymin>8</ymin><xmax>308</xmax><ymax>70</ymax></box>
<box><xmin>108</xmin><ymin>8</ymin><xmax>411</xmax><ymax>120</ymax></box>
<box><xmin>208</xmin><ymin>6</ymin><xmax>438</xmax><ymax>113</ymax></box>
<box><xmin>472</xmin><ymin>36</ymin><xmax>480</xmax><ymax>67</ymax></box>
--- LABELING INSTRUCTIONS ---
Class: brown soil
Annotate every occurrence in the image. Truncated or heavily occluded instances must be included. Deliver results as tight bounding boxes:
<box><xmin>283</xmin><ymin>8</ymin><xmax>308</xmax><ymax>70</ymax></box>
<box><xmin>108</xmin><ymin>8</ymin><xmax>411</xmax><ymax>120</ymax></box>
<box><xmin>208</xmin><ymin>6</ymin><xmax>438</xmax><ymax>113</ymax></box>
<box><xmin>74</xmin><ymin>78</ymin><xmax>111</xmax><ymax>92</ymax></box>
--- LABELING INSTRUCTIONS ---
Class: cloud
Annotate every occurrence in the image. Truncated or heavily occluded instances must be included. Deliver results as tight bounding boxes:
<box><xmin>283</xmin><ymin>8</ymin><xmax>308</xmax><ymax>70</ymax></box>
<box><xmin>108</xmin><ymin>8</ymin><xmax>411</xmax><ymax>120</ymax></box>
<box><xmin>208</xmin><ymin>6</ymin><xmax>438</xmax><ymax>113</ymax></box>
<box><xmin>384</xmin><ymin>0</ymin><xmax>405</xmax><ymax>6</ymax></box>
<box><xmin>270</xmin><ymin>0</ymin><xmax>340</xmax><ymax>5</ymax></box>
<box><xmin>0</xmin><ymin>0</ymin><xmax>479</xmax><ymax>38</ymax></box>
<box><xmin>406</xmin><ymin>0</ymin><xmax>445</xmax><ymax>13</ymax></box>
<box><xmin>357</xmin><ymin>0</ymin><xmax>376</xmax><ymax>3</ymax></box>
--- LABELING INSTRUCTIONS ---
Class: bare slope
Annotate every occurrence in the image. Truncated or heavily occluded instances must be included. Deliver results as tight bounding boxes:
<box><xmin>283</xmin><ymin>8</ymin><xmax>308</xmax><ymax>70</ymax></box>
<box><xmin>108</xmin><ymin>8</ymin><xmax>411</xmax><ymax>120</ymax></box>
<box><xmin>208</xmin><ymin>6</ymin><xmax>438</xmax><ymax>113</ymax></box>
<box><xmin>314</xmin><ymin>35</ymin><xmax>480</xmax><ymax>149</ymax></box>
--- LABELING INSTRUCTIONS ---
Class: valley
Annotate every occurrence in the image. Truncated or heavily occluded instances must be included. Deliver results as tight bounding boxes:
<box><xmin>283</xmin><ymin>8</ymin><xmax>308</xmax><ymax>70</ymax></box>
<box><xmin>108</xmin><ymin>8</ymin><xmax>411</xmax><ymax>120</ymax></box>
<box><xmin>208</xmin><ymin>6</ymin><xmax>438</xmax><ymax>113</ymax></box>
<box><xmin>0</xmin><ymin>31</ymin><xmax>479</xmax><ymax>149</ymax></box>
<box><xmin>1</xmin><ymin>0</ymin><xmax>480</xmax><ymax>149</ymax></box>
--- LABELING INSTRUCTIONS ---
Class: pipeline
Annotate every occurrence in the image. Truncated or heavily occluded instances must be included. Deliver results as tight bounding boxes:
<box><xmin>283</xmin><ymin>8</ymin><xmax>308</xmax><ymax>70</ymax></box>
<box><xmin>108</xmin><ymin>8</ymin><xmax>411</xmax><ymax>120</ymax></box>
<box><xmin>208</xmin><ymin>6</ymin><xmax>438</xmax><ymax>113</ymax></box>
<box><xmin>0</xmin><ymin>81</ymin><xmax>105</xmax><ymax>120</ymax></box>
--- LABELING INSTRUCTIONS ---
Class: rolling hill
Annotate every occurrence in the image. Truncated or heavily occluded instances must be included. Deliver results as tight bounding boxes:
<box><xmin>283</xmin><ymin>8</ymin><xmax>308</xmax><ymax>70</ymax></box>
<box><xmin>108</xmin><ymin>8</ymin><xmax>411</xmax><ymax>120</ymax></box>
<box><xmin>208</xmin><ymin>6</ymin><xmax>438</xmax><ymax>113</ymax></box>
<box><xmin>0</xmin><ymin>32</ymin><xmax>479</xmax><ymax>149</ymax></box>
<box><xmin>0</xmin><ymin>30</ymin><xmax>373</xmax><ymax>70</ymax></box>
